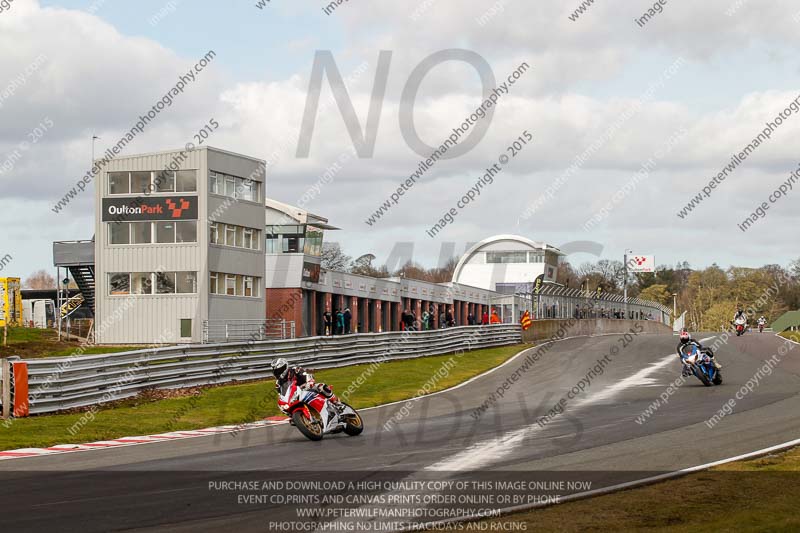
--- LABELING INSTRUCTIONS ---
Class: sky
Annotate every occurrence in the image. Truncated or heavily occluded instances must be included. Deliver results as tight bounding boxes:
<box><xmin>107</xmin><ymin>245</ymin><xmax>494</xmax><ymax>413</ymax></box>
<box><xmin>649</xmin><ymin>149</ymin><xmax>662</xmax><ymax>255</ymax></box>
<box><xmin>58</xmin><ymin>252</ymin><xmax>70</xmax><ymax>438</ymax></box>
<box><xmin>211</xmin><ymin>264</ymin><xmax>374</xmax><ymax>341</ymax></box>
<box><xmin>1</xmin><ymin>0</ymin><xmax>800</xmax><ymax>281</ymax></box>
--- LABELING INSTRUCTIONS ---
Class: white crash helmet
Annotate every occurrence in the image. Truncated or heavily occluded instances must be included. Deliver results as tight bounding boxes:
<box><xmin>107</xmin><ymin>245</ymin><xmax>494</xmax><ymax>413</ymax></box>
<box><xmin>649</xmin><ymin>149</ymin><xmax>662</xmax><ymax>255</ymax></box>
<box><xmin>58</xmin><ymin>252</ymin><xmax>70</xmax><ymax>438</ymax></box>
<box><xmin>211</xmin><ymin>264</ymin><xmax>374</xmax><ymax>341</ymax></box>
<box><xmin>271</xmin><ymin>358</ymin><xmax>289</xmax><ymax>379</ymax></box>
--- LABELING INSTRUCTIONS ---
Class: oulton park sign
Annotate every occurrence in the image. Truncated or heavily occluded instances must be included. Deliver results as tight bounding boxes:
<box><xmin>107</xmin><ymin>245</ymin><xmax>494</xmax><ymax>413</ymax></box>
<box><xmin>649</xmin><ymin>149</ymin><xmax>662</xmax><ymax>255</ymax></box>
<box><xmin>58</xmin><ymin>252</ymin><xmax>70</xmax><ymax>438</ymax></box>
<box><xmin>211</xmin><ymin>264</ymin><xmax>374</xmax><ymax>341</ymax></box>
<box><xmin>102</xmin><ymin>196</ymin><xmax>198</xmax><ymax>222</ymax></box>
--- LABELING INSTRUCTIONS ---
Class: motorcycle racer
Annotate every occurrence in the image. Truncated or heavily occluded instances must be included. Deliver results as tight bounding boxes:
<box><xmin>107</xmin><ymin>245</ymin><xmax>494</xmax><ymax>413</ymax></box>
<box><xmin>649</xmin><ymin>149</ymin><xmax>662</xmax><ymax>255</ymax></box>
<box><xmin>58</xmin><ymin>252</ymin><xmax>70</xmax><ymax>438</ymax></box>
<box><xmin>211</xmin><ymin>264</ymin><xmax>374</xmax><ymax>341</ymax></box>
<box><xmin>677</xmin><ymin>329</ymin><xmax>720</xmax><ymax>376</ymax></box>
<box><xmin>271</xmin><ymin>358</ymin><xmax>343</xmax><ymax>412</ymax></box>
<box><xmin>757</xmin><ymin>316</ymin><xmax>767</xmax><ymax>332</ymax></box>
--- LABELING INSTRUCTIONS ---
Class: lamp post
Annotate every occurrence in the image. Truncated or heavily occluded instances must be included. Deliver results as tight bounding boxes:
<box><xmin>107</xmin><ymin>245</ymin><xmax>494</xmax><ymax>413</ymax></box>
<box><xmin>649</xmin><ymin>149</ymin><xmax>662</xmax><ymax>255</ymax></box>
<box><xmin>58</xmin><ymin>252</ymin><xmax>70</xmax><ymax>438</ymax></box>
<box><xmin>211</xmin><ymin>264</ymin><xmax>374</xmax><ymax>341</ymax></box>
<box><xmin>623</xmin><ymin>249</ymin><xmax>633</xmax><ymax>319</ymax></box>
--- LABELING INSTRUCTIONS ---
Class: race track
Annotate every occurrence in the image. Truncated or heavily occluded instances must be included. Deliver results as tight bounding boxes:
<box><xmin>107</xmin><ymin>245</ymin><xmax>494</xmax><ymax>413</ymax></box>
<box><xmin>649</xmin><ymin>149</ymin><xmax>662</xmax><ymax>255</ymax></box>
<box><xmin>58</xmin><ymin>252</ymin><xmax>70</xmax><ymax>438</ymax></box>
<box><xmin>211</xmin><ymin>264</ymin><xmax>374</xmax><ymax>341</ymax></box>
<box><xmin>1</xmin><ymin>331</ymin><xmax>799</xmax><ymax>532</ymax></box>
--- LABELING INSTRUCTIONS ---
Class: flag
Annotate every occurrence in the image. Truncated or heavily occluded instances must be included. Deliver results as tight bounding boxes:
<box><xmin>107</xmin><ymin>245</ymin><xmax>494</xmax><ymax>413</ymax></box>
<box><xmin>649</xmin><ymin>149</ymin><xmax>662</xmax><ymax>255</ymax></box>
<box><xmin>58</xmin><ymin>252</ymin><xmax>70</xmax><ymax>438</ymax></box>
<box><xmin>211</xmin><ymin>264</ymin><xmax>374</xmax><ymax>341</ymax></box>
<box><xmin>521</xmin><ymin>310</ymin><xmax>533</xmax><ymax>331</ymax></box>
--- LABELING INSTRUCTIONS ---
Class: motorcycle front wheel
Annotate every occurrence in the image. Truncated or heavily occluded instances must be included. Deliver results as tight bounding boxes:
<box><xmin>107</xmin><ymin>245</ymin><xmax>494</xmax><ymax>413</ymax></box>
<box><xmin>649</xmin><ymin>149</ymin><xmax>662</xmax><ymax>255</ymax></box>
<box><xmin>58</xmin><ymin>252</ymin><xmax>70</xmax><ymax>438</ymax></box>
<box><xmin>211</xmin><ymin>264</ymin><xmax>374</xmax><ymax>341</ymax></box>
<box><xmin>693</xmin><ymin>366</ymin><xmax>712</xmax><ymax>387</ymax></box>
<box><xmin>342</xmin><ymin>403</ymin><xmax>364</xmax><ymax>436</ymax></box>
<box><xmin>292</xmin><ymin>409</ymin><xmax>324</xmax><ymax>441</ymax></box>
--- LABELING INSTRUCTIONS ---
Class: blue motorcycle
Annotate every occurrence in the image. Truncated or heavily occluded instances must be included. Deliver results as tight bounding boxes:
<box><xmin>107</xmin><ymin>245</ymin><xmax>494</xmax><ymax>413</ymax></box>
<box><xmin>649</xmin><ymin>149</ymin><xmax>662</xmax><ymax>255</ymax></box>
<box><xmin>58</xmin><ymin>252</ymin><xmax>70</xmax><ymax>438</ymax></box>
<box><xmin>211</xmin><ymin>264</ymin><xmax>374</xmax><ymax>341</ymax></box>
<box><xmin>681</xmin><ymin>344</ymin><xmax>722</xmax><ymax>386</ymax></box>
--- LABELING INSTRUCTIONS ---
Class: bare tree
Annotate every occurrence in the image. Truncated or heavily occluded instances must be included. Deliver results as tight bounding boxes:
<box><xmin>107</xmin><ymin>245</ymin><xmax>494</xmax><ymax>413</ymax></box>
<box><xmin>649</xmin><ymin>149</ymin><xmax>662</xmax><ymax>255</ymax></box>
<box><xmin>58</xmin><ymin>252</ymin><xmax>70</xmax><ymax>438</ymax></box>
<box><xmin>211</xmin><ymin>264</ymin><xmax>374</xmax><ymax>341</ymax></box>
<box><xmin>24</xmin><ymin>270</ymin><xmax>56</xmax><ymax>289</ymax></box>
<box><xmin>321</xmin><ymin>243</ymin><xmax>353</xmax><ymax>272</ymax></box>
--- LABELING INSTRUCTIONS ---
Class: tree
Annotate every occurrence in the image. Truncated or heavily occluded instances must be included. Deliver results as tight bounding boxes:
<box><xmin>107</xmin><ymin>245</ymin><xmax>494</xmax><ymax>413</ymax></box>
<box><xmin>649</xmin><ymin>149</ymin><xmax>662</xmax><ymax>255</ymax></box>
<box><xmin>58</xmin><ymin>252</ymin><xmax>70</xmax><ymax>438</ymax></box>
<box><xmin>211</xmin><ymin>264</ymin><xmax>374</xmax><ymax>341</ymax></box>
<box><xmin>638</xmin><ymin>284</ymin><xmax>672</xmax><ymax>306</ymax></box>
<box><xmin>24</xmin><ymin>270</ymin><xmax>56</xmax><ymax>289</ymax></box>
<box><xmin>351</xmin><ymin>254</ymin><xmax>389</xmax><ymax>278</ymax></box>
<box><xmin>321</xmin><ymin>243</ymin><xmax>352</xmax><ymax>272</ymax></box>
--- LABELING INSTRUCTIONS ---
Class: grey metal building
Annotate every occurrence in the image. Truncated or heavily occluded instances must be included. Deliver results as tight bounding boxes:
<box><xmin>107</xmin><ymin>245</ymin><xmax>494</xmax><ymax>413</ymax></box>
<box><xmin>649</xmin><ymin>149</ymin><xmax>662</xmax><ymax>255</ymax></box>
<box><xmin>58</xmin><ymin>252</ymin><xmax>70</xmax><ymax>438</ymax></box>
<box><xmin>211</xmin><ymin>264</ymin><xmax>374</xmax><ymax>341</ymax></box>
<box><xmin>88</xmin><ymin>146</ymin><xmax>266</xmax><ymax>344</ymax></box>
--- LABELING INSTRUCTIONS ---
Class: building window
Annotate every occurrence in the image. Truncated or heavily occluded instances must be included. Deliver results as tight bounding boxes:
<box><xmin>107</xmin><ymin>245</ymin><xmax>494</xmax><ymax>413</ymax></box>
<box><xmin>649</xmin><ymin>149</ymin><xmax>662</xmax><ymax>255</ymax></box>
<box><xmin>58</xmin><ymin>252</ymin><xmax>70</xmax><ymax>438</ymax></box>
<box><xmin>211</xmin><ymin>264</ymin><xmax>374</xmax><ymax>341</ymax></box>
<box><xmin>155</xmin><ymin>221</ymin><xmax>176</xmax><ymax>244</ymax></box>
<box><xmin>110</xmin><ymin>271</ymin><xmax>197</xmax><ymax>296</ymax></box>
<box><xmin>209</xmin><ymin>272</ymin><xmax>218</xmax><ymax>294</ymax></box>
<box><xmin>180</xmin><ymin>319</ymin><xmax>192</xmax><ymax>338</ymax></box>
<box><xmin>131</xmin><ymin>272</ymin><xmax>153</xmax><ymax>294</ymax></box>
<box><xmin>266</xmin><ymin>232</ymin><xmax>278</xmax><ymax>253</ymax></box>
<box><xmin>211</xmin><ymin>223</ymin><xmax>259</xmax><ymax>250</ymax></box>
<box><xmin>176</xmin><ymin>221</ymin><xmax>197</xmax><ymax>243</ymax></box>
<box><xmin>130</xmin><ymin>172</ymin><xmax>152</xmax><ymax>194</ymax></box>
<box><xmin>156</xmin><ymin>272</ymin><xmax>176</xmax><ymax>294</ymax></box>
<box><xmin>108</xmin><ymin>172</ymin><xmax>130</xmax><ymax>194</ymax></box>
<box><xmin>109</xmin><ymin>222</ymin><xmax>130</xmax><ymax>245</ymax></box>
<box><xmin>108</xmin><ymin>221</ymin><xmax>197</xmax><ymax>245</ymax></box>
<box><xmin>131</xmin><ymin>222</ymin><xmax>152</xmax><ymax>245</ymax></box>
<box><xmin>210</xmin><ymin>170</ymin><xmax>260</xmax><ymax>203</ymax></box>
<box><xmin>154</xmin><ymin>171</ymin><xmax>175</xmax><ymax>193</ymax></box>
<box><xmin>176</xmin><ymin>170</ymin><xmax>197</xmax><ymax>192</ymax></box>
<box><xmin>108</xmin><ymin>169</ymin><xmax>197</xmax><ymax>194</ymax></box>
<box><xmin>486</xmin><ymin>251</ymin><xmax>528</xmax><ymax>264</ymax></box>
<box><xmin>176</xmin><ymin>272</ymin><xmax>197</xmax><ymax>294</ymax></box>
<box><xmin>225</xmin><ymin>225</ymin><xmax>237</xmax><ymax>247</ymax></box>
<box><xmin>209</xmin><ymin>272</ymin><xmax>261</xmax><ymax>298</ymax></box>
<box><xmin>109</xmin><ymin>273</ymin><xmax>130</xmax><ymax>295</ymax></box>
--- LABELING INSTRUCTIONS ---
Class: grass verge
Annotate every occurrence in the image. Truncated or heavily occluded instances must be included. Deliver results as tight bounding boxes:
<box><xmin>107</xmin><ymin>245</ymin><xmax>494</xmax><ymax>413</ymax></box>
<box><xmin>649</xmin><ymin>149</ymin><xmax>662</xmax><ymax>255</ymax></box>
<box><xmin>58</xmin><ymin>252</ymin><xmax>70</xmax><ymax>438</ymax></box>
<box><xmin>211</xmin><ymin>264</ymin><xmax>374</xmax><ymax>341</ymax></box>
<box><xmin>0</xmin><ymin>327</ymin><xmax>139</xmax><ymax>359</ymax></box>
<box><xmin>780</xmin><ymin>331</ymin><xmax>800</xmax><ymax>343</ymax></box>
<box><xmin>481</xmin><ymin>446</ymin><xmax>800</xmax><ymax>532</ymax></box>
<box><xmin>0</xmin><ymin>344</ymin><xmax>527</xmax><ymax>451</ymax></box>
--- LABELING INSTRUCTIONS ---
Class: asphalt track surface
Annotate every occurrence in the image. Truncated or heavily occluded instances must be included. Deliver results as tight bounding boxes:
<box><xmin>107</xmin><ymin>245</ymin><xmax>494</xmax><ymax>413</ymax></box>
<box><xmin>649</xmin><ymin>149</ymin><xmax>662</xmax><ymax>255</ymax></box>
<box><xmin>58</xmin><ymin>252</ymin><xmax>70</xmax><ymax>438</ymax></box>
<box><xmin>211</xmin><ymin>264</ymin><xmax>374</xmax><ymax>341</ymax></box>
<box><xmin>1</xmin><ymin>332</ymin><xmax>799</xmax><ymax>532</ymax></box>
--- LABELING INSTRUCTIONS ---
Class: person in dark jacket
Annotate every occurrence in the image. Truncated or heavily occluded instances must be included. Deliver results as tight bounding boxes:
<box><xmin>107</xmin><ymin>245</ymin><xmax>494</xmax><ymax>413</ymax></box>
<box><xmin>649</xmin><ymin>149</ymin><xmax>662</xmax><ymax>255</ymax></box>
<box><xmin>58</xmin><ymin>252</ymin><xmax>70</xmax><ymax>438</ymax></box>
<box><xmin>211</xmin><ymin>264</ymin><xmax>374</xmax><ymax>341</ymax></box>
<box><xmin>322</xmin><ymin>310</ymin><xmax>332</xmax><ymax>336</ymax></box>
<box><xmin>446</xmin><ymin>309</ymin><xmax>454</xmax><ymax>327</ymax></box>
<box><xmin>401</xmin><ymin>308</ymin><xmax>415</xmax><ymax>331</ymax></box>
<box><xmin>343</xmin><ymin>307</ymin><xmax>352</xmax><ymax>334</ymax></box>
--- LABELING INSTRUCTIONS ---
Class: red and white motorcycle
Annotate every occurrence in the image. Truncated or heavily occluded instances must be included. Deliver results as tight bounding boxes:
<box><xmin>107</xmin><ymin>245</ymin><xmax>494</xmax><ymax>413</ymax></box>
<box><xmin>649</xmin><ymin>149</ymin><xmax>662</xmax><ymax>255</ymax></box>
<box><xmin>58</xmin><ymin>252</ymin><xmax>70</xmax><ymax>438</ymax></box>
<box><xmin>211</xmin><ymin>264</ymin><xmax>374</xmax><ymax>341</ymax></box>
<box><xmin>733</xmin><ymin>316</ymin><xmax>747</xmax><ymax>336</ymax></box>
<box><xmin>277</xmin><ymin>373</ymin><xmax>364</xmax><ymax>441</ymax></box>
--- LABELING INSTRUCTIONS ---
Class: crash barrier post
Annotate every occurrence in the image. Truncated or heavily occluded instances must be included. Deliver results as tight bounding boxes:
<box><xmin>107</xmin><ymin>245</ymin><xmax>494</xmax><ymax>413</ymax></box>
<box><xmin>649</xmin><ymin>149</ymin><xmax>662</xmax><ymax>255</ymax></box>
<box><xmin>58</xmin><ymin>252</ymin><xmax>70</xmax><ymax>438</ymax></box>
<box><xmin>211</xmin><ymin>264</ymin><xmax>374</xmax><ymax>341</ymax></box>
<box><xmin>1</xmin><ymin>358</ymin><xmax>9</xmax><ymax>420</ymax></box>
<box><xmin>12</xmin><ymin>360</ymin><xmax>29</xmax><ymax>417</ymax></box>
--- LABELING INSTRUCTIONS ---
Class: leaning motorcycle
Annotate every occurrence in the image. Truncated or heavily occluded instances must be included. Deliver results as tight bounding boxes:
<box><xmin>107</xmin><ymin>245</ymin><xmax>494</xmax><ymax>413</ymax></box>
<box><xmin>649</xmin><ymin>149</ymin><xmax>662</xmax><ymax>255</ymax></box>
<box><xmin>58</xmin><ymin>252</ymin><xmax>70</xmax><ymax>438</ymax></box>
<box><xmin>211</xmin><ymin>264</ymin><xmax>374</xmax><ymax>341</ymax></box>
<box><xmin>277</xmin><ymin>374</ymin><xmax>364</xmax><ymax>441</ymax></box>
<box><xmin>681</xmin><ymin>344</ymin><xmax>722</xmax><ymax>387</ymax></box>
<box><xmin>733</xmin><ymin>317</ymin><xmax>747</xmax><ymax>336</ymax></box>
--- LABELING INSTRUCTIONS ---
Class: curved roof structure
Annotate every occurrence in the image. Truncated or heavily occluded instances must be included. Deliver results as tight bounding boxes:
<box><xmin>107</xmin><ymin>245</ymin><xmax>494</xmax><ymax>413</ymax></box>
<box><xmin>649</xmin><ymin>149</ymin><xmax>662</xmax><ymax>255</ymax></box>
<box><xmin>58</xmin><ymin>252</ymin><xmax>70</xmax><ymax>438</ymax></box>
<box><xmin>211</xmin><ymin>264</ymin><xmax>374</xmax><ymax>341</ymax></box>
<box><xmin>453</xmin><ymin>234</ymin><xmax>564</xmax><ymax>290</ymax></box>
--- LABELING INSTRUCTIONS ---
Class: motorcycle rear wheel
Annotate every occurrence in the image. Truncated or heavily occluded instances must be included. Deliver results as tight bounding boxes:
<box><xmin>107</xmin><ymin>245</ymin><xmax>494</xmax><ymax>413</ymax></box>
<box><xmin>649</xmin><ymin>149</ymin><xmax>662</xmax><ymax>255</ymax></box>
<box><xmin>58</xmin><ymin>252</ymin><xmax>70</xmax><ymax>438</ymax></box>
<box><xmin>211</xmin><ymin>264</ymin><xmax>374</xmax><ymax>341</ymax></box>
<box><xmin>342</xmin><ymin>403</ymin><xmax>364</xmax><ymax>436</ymax></box>
<box><xmin>292</xmin><ymin>409</ymin><xmax>324</xmax><ymax>441</ymax></box>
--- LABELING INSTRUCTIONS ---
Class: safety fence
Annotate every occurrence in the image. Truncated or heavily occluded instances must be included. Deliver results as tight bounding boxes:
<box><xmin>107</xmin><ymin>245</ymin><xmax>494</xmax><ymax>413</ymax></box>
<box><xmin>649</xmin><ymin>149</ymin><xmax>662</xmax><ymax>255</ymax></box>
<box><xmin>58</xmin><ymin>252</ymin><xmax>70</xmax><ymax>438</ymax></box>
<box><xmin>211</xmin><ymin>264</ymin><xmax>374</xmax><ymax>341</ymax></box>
<box><xmin>3</xmin><ymin>324</ymin><xmax>521</xmax><ymax>416</ymax></box>
<box><xmin>498</xmin><ymin>284</ymin><xmax>672</xmax><ymax>324</ymax></box>
<box><xmin>202</xmin><ymin>319</ymin><xmax>296</xmax><ymax>343</ymax></box>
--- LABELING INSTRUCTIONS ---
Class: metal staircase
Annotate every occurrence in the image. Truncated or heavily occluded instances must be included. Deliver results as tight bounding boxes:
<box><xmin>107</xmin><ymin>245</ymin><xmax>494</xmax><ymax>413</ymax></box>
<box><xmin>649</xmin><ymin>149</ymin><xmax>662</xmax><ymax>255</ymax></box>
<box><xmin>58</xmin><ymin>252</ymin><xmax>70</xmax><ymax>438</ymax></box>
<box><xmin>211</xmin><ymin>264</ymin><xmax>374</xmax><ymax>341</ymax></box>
<box><xmin>53</xmin><ymin>240</ymin><xmax>96</xmax><ymax>318</ymax></box>
<box><xmin>68</xmin><ymin>265</ymin><xmax>95</xmax><ymax>315</ymax></box>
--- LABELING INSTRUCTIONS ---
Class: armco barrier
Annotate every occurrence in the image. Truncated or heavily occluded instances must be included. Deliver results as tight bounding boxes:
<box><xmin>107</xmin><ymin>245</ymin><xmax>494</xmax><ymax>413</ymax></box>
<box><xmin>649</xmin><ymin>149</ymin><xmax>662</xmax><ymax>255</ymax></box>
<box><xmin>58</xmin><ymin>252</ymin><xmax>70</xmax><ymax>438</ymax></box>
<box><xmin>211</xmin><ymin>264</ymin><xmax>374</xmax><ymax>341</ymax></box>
<box><xmin>522</xmin><ymin>318</ymin><xmax>671</xmax><ymax>344</ymax></box>
<box><xmin>19</xmin><ymin>324</ymin><xmax>521</xmax><ymax>416</ymax></box>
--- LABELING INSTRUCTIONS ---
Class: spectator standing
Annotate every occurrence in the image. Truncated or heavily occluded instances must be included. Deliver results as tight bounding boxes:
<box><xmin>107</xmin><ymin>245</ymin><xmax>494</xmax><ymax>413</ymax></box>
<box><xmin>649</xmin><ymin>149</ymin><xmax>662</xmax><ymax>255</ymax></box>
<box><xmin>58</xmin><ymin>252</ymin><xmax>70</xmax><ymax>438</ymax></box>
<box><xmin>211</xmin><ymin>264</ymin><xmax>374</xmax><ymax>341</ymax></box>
<box><xmin>439</xmin><ymin>310</ymin><xmax>447</xmax><ymax>328</ymax></box>
<box><xmin>323</xmin><ymin>310</ymin><xmax>332</xmax><ymax>336</ymax></box>
<box><xmin>335</xmin><ymin>308</ymin><xmax>344</xmax><ymax>335</ymax></box>
<box><xmin>481</xmin><ymin>310</ymin><xmax>489</xmax><ymax>325</ymax></box>
<box><xmin>343</xmin><ymin>307</ymin><xmax>352</xmax><ymax>334</ymax></box>
<box><xmin>490</xmin><ymin>309</ymin><xmax>501</xmax><ymax>324</ymax></box>
<box><xmin>446</xmin><ymin>309</ymin><xmax>454</xmax><ymax>327</ymax></box>
<box><xmin>422</xmin><ymin>309</ymin><xmax>430</xmax><ymax>330</ymax></box>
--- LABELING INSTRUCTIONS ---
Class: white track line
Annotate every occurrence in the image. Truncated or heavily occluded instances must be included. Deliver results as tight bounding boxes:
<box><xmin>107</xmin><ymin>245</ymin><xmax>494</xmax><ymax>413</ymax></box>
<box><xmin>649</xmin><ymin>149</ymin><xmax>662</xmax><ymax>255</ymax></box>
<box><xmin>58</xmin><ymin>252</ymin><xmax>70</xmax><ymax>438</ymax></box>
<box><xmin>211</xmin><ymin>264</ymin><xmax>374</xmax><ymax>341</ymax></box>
<box><xmin>417</xmin><ymin>436</ymin><xmax>800</xmax><ymax>532</ymax></box>
<box><xmin>0</xmin><ymin>333</ymin><xmax>656</xmax><ymax>462</ymax></box>
<box><xmin>426</xmin><ymin>351</ymin><xmax>677</xmax><ymax>472</ymax></box>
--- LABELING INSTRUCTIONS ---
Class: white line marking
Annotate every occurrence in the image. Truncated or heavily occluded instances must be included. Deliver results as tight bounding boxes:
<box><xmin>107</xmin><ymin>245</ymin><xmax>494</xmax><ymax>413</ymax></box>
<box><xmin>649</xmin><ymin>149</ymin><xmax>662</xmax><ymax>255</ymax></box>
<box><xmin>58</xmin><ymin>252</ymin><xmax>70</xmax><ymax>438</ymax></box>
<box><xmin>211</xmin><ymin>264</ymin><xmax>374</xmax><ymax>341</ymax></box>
<box><xmin>427</xmin><ymin>352</ymin><xmax>677</xmax><ymax>471</ymax></box>
<box><xmin>422</xmin><ymin>436</ymin><xmax>800</xmax><ymax>531</ymax></box>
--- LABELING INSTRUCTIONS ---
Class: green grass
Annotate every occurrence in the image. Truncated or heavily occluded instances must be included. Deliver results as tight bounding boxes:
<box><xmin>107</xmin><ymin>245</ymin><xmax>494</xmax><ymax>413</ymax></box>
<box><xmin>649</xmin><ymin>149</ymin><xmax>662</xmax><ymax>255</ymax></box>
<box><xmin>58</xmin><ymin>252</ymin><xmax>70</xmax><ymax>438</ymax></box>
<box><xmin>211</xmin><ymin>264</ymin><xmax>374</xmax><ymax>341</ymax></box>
<box><xmin>0</xmin><ymin>344</ymin><xmax>527</xmax><ymax>450</ymax></box>
<box><xmin>0</xmin><ymin>327</ymin><xmax>140</xmax><ymax>359</ymax></box>
<box><xmin>780</xmin><ymin>331</ymin><xmax>800</xmax><ymax>343</ymax></box>
<box><xmin>480</xmin><ymin>447</ymin><xmax>800</xmax><ymax>532</ymax></box>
